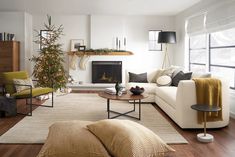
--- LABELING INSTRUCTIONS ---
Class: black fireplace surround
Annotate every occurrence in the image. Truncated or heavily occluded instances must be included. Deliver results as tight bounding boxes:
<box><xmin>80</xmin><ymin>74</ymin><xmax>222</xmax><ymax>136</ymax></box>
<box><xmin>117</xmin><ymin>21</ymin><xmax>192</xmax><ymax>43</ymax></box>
<box><xmin>92</xmin><ymin>61</ymin><xmax>122</xmax><ymax>83</ymax></box>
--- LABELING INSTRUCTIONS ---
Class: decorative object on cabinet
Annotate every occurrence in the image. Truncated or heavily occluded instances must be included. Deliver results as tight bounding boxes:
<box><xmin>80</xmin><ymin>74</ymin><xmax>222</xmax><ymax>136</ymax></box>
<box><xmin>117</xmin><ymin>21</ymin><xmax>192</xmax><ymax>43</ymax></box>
<box><xmin>0</xmin><ymin>32</ymin><xmax>15</xmax><ymax>41</ymax></box>
<box><xmin>0</xmin><ymin>41</ymin><xmax>20</xmax><ymax>85</ymax></box>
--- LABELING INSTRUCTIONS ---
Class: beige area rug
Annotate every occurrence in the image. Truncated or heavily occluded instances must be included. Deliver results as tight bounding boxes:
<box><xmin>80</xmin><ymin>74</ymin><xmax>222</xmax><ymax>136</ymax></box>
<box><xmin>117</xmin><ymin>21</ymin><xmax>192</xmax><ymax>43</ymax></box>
<box><xmin>0</xmin><ymin>93</ymin><xmax>188</xmax><ymax>144</ymax></box>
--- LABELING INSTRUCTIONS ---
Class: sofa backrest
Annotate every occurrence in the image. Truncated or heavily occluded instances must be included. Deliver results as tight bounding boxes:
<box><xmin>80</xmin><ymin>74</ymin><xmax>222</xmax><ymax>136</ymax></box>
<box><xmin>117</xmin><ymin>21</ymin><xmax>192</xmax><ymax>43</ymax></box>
<box><xmin>125</xmin><ymin>69</ymin><xmax>158</xmax><ymax>83</ymax></box>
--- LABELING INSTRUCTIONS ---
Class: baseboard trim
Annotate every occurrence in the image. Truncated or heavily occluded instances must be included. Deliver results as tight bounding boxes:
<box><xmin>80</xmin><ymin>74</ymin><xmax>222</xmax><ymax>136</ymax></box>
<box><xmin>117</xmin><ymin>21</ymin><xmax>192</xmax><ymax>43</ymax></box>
<box><xmin>230</xmin><ymin>112</ymin><xmax>235</xmax><ymax>119</ymax></box>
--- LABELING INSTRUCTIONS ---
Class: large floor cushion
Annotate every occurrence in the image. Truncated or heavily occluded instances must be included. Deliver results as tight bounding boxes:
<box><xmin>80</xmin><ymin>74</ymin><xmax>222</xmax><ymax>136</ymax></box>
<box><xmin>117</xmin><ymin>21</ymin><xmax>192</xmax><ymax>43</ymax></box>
<box><xmin>155</xmin><ymin>86</ymin><xmax>177</xmax><ymax>109</ymax></box>
<box><xmin>37</xmin><ymin>121</ymin><xmax>111</xmax><ymax>157</ymax></box>
<box><xmin>87</xmin><ymin>119</ymin><xmax>175</xmax><ymax>157</ymax></box>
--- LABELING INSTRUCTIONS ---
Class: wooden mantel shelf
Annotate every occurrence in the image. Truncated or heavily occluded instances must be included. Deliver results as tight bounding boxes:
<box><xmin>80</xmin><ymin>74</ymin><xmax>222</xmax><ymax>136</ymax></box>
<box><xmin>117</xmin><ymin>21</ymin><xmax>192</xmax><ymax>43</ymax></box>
<box><xmin>67</xmin><ymin>51</ymin><xmax>133</xmax><ymax>56</ymax></box>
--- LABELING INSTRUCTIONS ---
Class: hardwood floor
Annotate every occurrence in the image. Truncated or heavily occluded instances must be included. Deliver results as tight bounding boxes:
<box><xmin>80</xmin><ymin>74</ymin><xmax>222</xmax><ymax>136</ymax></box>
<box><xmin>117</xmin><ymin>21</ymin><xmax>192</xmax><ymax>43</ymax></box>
<box><xmin>0</xmin><ymin>95</ymin><xmax>235</xmax><ymax>157</ymax></box>
<box><xmin>152</xmin><ymin>104</ymin><xmax>235</xmax><ymax>157</ymax></box>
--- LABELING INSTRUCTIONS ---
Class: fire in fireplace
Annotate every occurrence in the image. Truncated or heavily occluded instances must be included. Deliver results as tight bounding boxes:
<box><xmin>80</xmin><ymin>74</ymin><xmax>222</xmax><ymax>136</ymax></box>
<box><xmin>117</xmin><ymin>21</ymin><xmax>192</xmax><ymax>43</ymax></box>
<box><xmin>92</xmin><ymin>61</ymin><xmax>122</xmax><ymax>83</ymax></box>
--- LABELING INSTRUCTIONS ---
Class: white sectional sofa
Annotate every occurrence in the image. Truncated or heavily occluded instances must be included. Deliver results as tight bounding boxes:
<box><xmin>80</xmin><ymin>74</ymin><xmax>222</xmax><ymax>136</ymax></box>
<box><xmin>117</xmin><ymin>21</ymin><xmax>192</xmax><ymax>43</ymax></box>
<box><xmin>125</xmin><ymin>69</ymin><xmax>230</xmax><ymax>129</ymax></box>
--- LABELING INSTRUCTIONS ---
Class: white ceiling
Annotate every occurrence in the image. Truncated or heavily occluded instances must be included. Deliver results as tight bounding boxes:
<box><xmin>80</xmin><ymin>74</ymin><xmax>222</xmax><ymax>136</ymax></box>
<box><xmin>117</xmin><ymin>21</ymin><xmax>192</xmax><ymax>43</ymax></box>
<box><xmin>0</xmin><ymin>0</ymin><xmax>201</xmax><ymax>15</ymax></box>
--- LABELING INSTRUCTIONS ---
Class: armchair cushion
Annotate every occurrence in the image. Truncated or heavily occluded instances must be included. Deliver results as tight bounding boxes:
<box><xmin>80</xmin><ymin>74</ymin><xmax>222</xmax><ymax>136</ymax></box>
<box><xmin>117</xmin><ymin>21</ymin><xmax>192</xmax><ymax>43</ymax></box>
<box><xmin>12</xmin><ymin>87</ymin><xmax>53</xmax><ymax>99</ymax></box>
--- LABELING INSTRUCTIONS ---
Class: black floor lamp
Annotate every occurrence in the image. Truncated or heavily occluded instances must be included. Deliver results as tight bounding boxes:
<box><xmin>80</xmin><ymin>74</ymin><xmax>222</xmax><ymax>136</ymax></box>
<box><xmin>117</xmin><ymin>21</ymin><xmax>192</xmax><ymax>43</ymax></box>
<box><xmin>158</xmin><ymin>31</ymin><xmax>176</xmax><ymax>69</ymax></box>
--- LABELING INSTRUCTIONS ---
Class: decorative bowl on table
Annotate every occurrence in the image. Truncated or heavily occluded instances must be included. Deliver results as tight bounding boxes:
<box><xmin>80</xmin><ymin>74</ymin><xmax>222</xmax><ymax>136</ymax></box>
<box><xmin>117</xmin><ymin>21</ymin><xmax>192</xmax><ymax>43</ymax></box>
<box><xmin>130</xmin><ymin>86</ymin><xmax>145</xmax><ymax>95</ymax></box>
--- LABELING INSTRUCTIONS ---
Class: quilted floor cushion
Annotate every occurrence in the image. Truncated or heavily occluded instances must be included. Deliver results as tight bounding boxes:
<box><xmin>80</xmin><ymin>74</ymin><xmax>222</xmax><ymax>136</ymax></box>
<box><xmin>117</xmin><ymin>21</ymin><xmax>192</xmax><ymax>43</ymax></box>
<box><xmin>87</xmin><ymin>119</ymin><xmax>175</xmax><ymax>157</ymax></box>
<box><xmin>37</xmin><ymin>120</ymin><xmax>111</xmax><ymax>157</ymax></box>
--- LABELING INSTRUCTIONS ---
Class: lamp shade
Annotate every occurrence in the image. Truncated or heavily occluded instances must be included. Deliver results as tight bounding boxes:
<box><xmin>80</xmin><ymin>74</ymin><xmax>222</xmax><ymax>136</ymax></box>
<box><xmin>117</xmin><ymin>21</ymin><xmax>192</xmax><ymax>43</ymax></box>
<box><xmin>158</xmin><ymin>31</ymin><xmax>176</xmax><ymax>44</ymax></box>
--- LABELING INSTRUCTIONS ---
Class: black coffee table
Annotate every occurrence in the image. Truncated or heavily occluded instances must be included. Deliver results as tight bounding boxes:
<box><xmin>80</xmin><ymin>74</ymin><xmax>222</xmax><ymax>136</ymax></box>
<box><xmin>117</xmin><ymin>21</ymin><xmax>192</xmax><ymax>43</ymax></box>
<box><xmin>191</xmin><ymin>104</ymin><xmax>221</xmax><ymax>143</ymax></box>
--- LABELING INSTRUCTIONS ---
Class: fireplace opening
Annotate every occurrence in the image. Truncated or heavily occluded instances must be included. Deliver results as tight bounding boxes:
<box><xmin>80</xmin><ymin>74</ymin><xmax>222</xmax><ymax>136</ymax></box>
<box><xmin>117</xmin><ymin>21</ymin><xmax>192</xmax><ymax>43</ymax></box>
<box><xmin>92</xmin><ymin>61</ymin><xmax>122</xmax><ymax>83</ymax></box>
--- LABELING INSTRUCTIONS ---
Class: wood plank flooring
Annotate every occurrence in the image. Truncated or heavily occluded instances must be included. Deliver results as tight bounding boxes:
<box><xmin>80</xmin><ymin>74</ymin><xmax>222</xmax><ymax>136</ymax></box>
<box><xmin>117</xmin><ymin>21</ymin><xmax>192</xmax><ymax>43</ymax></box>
<box><xmin>0</xmin><ymin>96</ymin><xmax>235</xmax><ymax>157</ymax></box>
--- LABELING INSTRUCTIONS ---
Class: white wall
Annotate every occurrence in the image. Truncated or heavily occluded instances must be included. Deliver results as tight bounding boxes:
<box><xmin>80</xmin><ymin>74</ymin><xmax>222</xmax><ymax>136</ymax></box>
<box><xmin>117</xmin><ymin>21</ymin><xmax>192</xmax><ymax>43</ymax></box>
<box><xmin>174</xmin><ymin>0</ymin><xmax>235</xmax><ymax>118</ymax></box>
<box><xmin>24</xmin><ymin>12</ymin><xmax>33</xmax><ymax>73</ymax></box>
<box><xmin>32</xmin><ymin>14</ymin><xmax>175</xmax><ymax>83</ymax></box>
<box><xmin>0</xmin><ymin>12</ymin><xmax>32</xmax><ymax>71</ymax></box>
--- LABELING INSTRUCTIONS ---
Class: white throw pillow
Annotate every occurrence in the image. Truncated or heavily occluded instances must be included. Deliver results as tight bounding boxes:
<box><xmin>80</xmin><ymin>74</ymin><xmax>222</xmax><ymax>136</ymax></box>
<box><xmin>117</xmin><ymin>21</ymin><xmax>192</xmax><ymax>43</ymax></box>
<box><xmin>156</xmin><ymin>75</ymin><xmax>172</xmax><ymax>86</ymax></box>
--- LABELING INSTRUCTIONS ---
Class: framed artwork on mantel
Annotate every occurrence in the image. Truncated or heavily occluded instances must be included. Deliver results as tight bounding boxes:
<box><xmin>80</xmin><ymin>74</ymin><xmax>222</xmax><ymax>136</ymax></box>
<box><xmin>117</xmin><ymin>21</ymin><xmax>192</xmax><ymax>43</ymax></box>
<box><xmin>70</xmin><ymin>39</ymin><xmax>84</xmax><ymax>51</ymax></box>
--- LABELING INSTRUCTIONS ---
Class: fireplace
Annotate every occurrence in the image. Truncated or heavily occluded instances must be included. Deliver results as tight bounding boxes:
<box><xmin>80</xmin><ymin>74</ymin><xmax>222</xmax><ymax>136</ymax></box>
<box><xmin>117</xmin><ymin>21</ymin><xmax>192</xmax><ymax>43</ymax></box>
<box><xmin>92</xmin><ymin>61</ymin><xmax>122</xmax><ymax>83</ymax></box>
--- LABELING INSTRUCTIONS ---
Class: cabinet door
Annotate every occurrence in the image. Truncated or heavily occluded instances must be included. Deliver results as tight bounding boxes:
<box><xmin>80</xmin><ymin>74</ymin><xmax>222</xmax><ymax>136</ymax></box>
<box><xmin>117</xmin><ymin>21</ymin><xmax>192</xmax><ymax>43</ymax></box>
<box><xmin>0</xmin><ymin>41</ymin><xmax>19</xmax><ymax>72</ymax></box>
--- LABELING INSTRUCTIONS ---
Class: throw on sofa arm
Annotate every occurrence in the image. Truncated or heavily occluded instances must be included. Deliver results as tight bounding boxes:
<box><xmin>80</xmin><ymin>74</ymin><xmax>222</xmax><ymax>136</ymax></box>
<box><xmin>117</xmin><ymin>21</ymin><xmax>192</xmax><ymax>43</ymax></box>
<box><xmin>175</xmin><ymin>80</ymin><xmax>230</xmax><ymax>128</ymax></box>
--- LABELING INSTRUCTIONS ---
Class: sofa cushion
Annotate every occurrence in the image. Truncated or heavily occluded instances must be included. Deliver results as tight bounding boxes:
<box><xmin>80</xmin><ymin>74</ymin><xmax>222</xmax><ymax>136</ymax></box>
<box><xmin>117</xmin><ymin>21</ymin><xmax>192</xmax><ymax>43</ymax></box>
<box><xmin>128</xmin><ymin>72</ymin><xmax>148</xmax><ymax>83</ymax></box>
<box><xmin>126</xmin><ymin>83</ymin><xmax>156</xmax><ymax>94</ymax></box>
<box><xmin>156</xmin><ymin>86</ymin><xmax>177</xmax><ymax>109</ymax></box>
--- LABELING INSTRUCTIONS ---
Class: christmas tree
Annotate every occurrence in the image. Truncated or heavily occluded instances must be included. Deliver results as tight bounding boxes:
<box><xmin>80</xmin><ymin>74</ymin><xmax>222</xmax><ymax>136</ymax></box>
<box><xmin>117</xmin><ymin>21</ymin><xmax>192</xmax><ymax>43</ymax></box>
<box><xmin>31</xmin><ymin>15</ymin><xmax>67</xmax><ymax>90</ymax></box>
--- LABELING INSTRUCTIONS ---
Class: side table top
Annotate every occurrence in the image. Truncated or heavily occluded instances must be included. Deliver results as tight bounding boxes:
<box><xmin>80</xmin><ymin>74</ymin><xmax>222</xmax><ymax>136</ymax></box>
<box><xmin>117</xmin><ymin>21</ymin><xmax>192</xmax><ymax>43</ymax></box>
<box><xmin>191</xmin><ymin>104</ymin><xmax>221</xmax><ymax>112</ymax></box>
<box><xmin>98</xmin><ymin>92</ymin><xmax>148</xmax><ymax>101</ymax></box>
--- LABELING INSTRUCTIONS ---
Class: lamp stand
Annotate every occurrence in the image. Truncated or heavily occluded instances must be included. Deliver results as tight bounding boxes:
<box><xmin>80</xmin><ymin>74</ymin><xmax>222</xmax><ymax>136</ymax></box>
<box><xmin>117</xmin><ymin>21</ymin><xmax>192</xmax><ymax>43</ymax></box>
<box><xmin>162</xmin><ymin>44</ymin><xmax>171</xmax><ymax>69</ymax></box>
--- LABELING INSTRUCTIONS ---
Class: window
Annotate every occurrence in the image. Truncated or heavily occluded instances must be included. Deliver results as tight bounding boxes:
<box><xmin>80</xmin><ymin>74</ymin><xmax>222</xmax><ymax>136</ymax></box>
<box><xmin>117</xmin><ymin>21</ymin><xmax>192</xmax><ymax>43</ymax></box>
<box><xmin>189</xmin><ymin>34</ymin><xmax>207</xmax><ymax>73</ymax></box>
<box><xmin>189</xmin><ymin>28</ymin><xmax>235</xmax><ymax>89</ymax></box>
<box><xmin>148</xmin><ymin>30</ymin><xmax>162</xmax><ymax>51</ymax></box>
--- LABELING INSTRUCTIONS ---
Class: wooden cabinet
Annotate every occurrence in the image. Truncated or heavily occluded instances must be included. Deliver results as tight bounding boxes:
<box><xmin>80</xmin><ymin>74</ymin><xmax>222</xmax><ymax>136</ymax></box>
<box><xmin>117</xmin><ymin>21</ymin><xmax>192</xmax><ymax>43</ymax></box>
<box><xmin>0</xmin><ymin>41</ymin><xmax>20</xmax><ymax>85</ymax></box>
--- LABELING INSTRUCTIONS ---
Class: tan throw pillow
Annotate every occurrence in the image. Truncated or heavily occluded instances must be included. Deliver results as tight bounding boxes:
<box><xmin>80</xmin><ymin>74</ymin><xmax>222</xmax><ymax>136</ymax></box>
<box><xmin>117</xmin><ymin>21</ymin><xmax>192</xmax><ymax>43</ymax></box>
<box><xmin>87</xmin><ymin>119</ymin><xmax>175</xmax><ymax>157</ymax></box>
<box><xmin>13</xmin><ymin>78</ymin><xmax>34</xmax><ymax>93</ymax></box>
<box><xmin>37</xmin><ymin>121</ymin><xmax>111</xmax><ymax>157</ymax></box>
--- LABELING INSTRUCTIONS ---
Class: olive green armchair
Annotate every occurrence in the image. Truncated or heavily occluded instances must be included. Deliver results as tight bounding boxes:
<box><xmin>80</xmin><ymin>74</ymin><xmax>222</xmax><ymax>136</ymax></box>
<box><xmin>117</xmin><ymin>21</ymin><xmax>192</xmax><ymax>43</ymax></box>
<box><xmin>2</xmin><ymin>71</ymin><xmax>54</xmax><ymax>116</ymax></box>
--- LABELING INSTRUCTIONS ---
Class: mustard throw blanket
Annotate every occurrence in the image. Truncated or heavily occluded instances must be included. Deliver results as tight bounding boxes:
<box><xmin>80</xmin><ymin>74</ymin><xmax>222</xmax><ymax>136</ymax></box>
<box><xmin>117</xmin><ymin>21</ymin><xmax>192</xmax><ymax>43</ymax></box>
<box><xmin>193</xmin><ymin>78</ymin><xmax>223</xmax><ymax>124</ymax></box>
